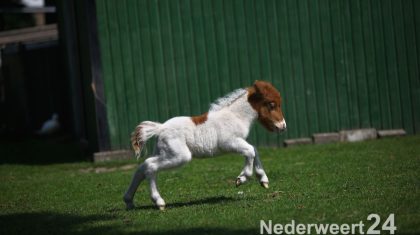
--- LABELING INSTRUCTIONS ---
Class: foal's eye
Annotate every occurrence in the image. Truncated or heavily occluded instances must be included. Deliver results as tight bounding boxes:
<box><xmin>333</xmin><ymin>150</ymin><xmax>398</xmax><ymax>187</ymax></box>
<box><xmin>268</xmin><ymin>102</ymin><xmax>276</xmax><ymax>110</ymax></box>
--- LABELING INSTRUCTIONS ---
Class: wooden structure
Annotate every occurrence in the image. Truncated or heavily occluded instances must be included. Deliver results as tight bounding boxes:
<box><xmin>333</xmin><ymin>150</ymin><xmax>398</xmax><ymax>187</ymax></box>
<box><xmin>94</xmin><ymin>0</ymin><xmax>420</xmax><ymax>150</ymax></box>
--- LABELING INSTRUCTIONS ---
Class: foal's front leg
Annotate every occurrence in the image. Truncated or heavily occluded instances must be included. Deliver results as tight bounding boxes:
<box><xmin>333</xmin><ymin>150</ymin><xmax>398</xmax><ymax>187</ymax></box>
<box><xmin>253</xmin><ymin>147</ymin><xmax>269</xmax><ymax>188</ymax></box>
<box><xmin>225</xmin><ymin>138</ymin><xmax>256</xmax><ymax>187</ymax></box>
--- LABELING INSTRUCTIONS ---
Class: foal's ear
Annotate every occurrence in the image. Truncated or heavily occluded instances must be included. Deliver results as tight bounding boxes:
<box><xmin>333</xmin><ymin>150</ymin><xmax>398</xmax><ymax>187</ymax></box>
<box><xmin>253</xmin><ymin>80</ymin><xmax>266</xmax><ymax>94</ymax></box>
<box><xmin>253</xmin><ymin>80</ymin><xmax>260</xmax><ymax>92</ymax></box>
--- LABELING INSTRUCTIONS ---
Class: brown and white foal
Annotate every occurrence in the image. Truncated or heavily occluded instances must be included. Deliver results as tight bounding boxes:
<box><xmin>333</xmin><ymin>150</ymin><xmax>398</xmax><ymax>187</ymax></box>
<box><xmin>124</xmin><ymin>80</ymin><xmax>286</xmax><ymax>210</ymax></box>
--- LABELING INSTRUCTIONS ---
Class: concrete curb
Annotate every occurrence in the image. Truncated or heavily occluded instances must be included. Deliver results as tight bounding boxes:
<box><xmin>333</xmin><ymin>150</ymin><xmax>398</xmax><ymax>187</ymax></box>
<box><xmin>94</xmin><ymin>150</ymin><xmax>132</xmax><ymax>162</ymax></box>
<box><xmin>283</xmin><ymin>138</ymin><xmax>312</xmax><ymax>147</ymax></box>
<box><xmin>312</xmin><ymin>133</ymin><xmax>340</xmax><ymax>144</ymax></box>
<box><xmin>339</xmin><ymin>128</ymin><xmax>377</xmax><ymax>142</ymax></box>
<box><xmin>377</xmin><ymin>129</ymin><xmax>406</xmax><ymax>138</ymax></box>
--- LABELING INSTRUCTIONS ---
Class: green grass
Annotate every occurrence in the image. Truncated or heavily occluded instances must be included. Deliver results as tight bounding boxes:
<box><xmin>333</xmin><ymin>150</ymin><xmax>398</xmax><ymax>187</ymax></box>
<box><xmin>1</xmin><ymin>136</ymin><xmax>419</xmax><ymax>234</ymax></box>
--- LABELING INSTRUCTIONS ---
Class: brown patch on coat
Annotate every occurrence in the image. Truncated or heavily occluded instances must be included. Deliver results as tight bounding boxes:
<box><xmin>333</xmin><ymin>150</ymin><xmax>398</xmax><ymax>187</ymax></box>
<box><xmin>191</xmin><ymin>112</ymin><xmax>208</xmax><ymax>125</ymax></box>
<box><xmin>247</xmin><ymin>80</ymin><xmax>284</xmax><ymax>131</ymax></box>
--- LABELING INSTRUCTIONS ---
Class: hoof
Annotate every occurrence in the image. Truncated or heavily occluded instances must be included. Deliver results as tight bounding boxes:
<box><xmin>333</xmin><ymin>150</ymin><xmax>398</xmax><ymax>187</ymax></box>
<box><xmin>260</xmin><ymin>182</ymin><xmax>269</xmax><ymax>189</ymax></box>
<box><xmin>155</xmin><ymin>198</ymin><xmax>166</xmax><ymax>210</ymax></box>
<box><xmin>125</xmin><ymin>203</ymin><xmax>135</xmax><ymax>210</ymax></box>
<box><xmin>123</xmin><ymin>196</ymin><xmax>135</xmax><ymax>210</ymax></box>
<box><xmin>236</xmin><ymin>178</ymin><xmax>243</xmax><ymax>187</ymax></box>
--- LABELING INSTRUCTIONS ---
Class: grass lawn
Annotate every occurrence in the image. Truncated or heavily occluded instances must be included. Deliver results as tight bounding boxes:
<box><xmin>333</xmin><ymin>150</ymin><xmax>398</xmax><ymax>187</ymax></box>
<box><xmin>0</xmin><ymin>136</ymin><xmax>419</xmax><ymax>234</ymax></box>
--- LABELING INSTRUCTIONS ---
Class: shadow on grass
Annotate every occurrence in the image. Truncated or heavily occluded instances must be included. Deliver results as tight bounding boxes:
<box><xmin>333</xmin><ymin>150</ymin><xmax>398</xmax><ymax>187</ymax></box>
<box><xmin>131</xmin><ymin>195</ymin><xmax>238</xmax><ymax>210</ymax></box>
<box><xmin>137</xmin><ymin>227</ymin><xmax>257</xmax><ymax>235</ymax></box>
<box><xmin>0</xmin><ymin>212</ymin><xmax>118</xmax><ymax>235</ymax></box>
<box><xmin>0</xmin><ymin>211</ymin><xmax>256</xmax><ymax>235</ymax></box>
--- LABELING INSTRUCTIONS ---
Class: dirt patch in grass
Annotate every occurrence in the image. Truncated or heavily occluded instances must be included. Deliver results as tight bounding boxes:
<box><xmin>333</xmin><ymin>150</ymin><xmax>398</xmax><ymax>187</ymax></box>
<box><xmin>79</xmin><ymin>164</ymin><xmax>136</xmax><ymax>174</ymax></box>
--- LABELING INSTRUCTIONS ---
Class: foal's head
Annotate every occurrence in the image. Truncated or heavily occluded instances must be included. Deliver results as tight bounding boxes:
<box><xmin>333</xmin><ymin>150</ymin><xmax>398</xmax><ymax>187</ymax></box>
<box><xmin>248</xmin><ymin>80</ymin><xmax>286</xmax><ymax>132</ymax></box>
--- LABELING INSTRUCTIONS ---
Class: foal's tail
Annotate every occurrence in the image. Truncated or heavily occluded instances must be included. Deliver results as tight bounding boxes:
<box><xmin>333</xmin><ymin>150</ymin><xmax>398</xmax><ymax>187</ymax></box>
<box><xmin>131</xmin><ymin>121</ymin><xmax>162</xmax><ymax>159</ymax></box>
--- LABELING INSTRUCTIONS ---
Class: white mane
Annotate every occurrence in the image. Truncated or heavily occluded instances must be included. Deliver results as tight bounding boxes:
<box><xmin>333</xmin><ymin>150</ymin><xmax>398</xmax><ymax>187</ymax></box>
<box><xmin>209</xmin><ymin>88</ymin><xmax>247</xmax><ymax>112</ymax></box>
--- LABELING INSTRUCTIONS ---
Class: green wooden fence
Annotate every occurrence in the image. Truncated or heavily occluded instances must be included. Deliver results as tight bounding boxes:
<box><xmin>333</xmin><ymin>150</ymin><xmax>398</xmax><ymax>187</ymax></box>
<box><xmin>96</xmin><ymin>0</ymin><xmax>420</xmax><ymax>150</ymax></box>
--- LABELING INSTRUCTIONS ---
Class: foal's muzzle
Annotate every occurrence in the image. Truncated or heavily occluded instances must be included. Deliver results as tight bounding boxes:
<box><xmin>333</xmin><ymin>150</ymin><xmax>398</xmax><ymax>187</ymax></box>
<box><xmin>274</xmin><ymin>119</ymin><xmax>287</xmax><ymax>132</ymax></box>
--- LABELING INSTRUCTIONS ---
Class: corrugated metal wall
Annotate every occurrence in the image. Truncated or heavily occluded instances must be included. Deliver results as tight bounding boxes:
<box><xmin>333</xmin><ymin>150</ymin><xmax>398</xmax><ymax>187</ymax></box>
<box><xmin>96</xmin><ymin>0</ymin><xmax>420</xmax><ymax>150</ymax></box>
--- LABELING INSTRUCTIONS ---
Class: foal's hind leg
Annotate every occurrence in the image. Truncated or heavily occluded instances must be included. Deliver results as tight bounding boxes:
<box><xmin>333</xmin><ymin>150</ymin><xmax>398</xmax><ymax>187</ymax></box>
<box><xmin>124</xmin><ymin>138</ymin><xmax>191</xmax><ymax>210</ymax></box>
<box><xmin>144</xmin><ymin>139</ymin><xmax>192</xmax><ymax>210</ymax></box>
<box><xmin>123</xmin><ymin>162</ymin><xmax>148</xmax><ymax>210</ymax></box>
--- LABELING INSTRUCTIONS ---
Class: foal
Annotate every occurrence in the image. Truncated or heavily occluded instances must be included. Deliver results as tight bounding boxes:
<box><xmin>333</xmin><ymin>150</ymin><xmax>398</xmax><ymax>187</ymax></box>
<box><xmin>124</xmin><ymin>80</ymin><xmax>286</xmax><ymax>210</ymax></box>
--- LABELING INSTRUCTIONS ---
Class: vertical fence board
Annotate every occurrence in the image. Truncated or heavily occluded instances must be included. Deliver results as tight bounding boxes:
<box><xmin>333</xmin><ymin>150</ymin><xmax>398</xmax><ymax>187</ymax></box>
<box><xmin>127</xmin><ymin>0</ymin><xmax>147</xmax><ymax>123</ymax></box>
<box><xmin>392</xmin><ymin>0</ymin><xmax>414</xmax><ymax>134</ymax></box>
<box><xmin>288</xmin><ymin>0</ymin><xmax>309</xmax><ymax>137</ymax></box>
<box><xmin>136</xmin><ymin>1</ymin><xmax>159</xmax><ymax>123</ymax></box>
<box><xmin>383</xmin><ymin>0</ymin><xmax>403</xmax><ymax>129</ymax></box>
<box><xmin>349</xmin><ymin>0</ymin><xmax>368</xmax><ymax>128</ymax></box>
<box><xmin>119</xmin><ymin>0</ymin><xmax>139</xmax><ymax>137</ymax></box>
<box><xmin>361</xmin><ymin>0</ymin><xmax>381</xmax><ymax>129</ymax></box>
<box><xmin>191</xmin><ymin>0</ymin><xmax>211</xmax><ymax>109</ymax></box>
<box><xmin>97</xmin><ymin>1</ymin><xmax>118</xmax><ymax>149</ymax></box>
<box><xmin>406</xmin><ymin>0</ymin><xmax>420</xmax><ymax>133</ymax></box>
<box><xmin>107</xmin><ymin>0</ymin><xmax>130</xmax><ymax>146</ymax></box>
<box><xmin>371</xmin><ymin>0</ymin><xmax>392</xmax><ymax>130</ymax></box>
<box><xmin>320</xmin><ymin>0</ymin><xmax>340</xmax><ymax>132</ymax></box>
<box><xmin>309</xmin><ymin>0</ymin><xmax>329</xmax><ymax>133</ymax></box>
<box><xmin>299</xmin><ymin>0</ymin><xmax>319</xmax><ymax>135</ymax></box>
<box><xmin>331</xmin><ymin>0</ymin><xmax>350</xmax><ymax>130</ymax></box>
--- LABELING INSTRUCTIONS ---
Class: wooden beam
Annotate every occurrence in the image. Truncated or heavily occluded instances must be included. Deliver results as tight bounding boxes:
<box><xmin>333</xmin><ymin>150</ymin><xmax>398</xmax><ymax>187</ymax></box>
<box><xmin>0</xmin><ymin>7</ymin><xmax>56</xmax><ymax>14</ymax></box>
<box><xmin>0</xmin><ymin>24</ymin><xmax>57</xmax><ymax>46</ymax></box>
<box><xmin>84</xmin><ymin>0</ymin><xmax>111</xmax><ymax>151</ymax></box>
